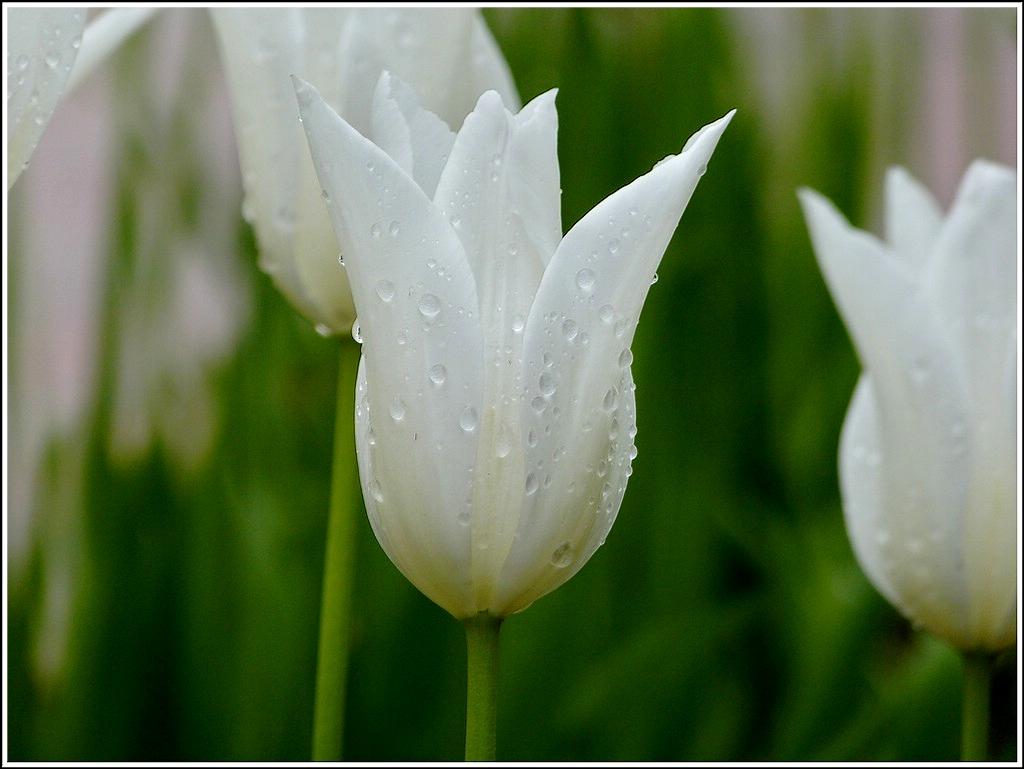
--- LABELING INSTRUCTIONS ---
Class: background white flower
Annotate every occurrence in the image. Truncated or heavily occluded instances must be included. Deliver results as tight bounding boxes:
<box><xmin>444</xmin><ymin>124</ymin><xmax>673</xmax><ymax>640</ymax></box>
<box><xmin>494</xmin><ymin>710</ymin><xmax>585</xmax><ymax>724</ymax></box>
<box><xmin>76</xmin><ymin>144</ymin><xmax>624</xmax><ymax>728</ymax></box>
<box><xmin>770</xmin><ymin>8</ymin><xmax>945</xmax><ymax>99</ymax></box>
<box><xmin>210</xmin><ymin>8</ymin><xmax>520</xmax><ymax>335</ymax></box>
<box><xmin>799</xmin><ymin>160</ymin><xmax>1017</xmax><ymax>652</ymax></box>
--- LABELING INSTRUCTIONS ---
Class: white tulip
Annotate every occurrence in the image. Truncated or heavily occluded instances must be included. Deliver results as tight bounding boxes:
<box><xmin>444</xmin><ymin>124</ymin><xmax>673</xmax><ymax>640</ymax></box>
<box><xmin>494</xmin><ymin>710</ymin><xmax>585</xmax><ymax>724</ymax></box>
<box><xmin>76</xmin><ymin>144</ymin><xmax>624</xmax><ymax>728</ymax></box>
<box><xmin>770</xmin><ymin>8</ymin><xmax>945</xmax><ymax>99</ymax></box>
<box><xmin>210</xmin><ymin>8</ymin><xmax>520</xmax><ymax>335</ymax></box>
<box><xmin>296</xmin><ymin>72</ymin><xmax>733</xmax><ymax>619</ymax></box>
<box><xmin>799</xmin><ymin>161</ymin><xmax>1018</xmax><ymax>652</ymax></box>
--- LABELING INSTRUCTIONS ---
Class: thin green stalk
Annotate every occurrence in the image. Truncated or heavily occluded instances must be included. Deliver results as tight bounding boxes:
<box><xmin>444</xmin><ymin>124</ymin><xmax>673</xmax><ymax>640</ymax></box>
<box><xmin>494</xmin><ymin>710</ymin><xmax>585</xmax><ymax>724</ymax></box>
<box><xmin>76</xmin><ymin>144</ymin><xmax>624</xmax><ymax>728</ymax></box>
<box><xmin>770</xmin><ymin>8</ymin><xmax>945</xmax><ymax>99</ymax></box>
<box><xmin>960</xmin><ymin>651</ymin><xmax>993</xmax><ymax>762</ymax></box>
<box><xmin>312</xmin><ymin>340</ymin><xmax>362</xmax><ymax>761</ymax></box>
<box><xmin>464</xmin><ymin>613</ymin><xmax>503</xmax><ymax>762</ymax></box>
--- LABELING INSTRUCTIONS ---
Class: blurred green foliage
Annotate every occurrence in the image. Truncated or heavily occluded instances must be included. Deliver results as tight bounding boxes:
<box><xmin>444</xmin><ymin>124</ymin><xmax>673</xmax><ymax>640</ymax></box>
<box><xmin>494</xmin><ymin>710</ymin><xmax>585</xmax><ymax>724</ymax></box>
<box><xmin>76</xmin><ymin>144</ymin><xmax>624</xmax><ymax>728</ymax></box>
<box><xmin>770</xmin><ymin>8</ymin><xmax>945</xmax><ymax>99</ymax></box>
<box><xmin>6</xmin><ymin>6</ymin><xmax>1017</xmax><ymax>762</ymax></box>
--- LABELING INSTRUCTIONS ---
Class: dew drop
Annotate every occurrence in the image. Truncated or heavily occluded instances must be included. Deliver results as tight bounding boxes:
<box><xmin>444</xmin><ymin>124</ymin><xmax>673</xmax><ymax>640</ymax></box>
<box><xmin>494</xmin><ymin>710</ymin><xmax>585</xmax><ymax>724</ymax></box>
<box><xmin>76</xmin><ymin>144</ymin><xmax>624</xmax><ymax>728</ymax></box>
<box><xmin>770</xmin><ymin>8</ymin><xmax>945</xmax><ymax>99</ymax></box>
<box><xmin>337</xmin><ymin>253</ymin><xmax>345</xmax><ymax>266</ymax></box>
<box><xmin>562</xmin><ymin>318</ymin><xmax>578</xmax><ymax>341</ymax></box>
<box><xmin>618</xmin><ymin>348</ymin><xmax>633</xmax><ymax>367</ymax></box>
<box><xmin>539</xmin><ymin>373</ymin><xmax>557</xmax><ymax>397</ymax></box>
<box><xmin>15</xmin><ymin>54</ymin><xmax>30</xmax><ymax>72</ymax></box>
<box><xmin>351</xmin><ymin>320</ymin><xmax>363</xmax><ymax>344</ymax></box>
<box><xmin>450</xmin><ymin>213</ymin><xmax>462</xmax><ymax>228</ymax></box>
<box><xmin>457</xmin><ymin>508</ymin><xmax>471</xmax><ymax>526</ymax></box>
<box><xmin>598</xmin><ymin>304</ymin><xmax>615</xmax><ymax>323</ymax></box>
<box><xmin>608</xmin><ymin>239</ymin><xmax>620</xmax><ymax>254</ymax></box>
<box><xmin>602</xmin><ymin>386</ymin><xmax>618</xmax><ymax>411</ymax></box>
<box><xmin>370</xmin><ymin>223</ymin><xmax>382</xmax><ymax>238</ymax></box>
<box><xmin>375</xmin><ymin>279</ymin><xmax>396</xmax><ymax>302</ymax></box>
<box><xmin>428</xmin><ymin>364</ymin><xmax>447</xmax><ymax>385</ymax></box>
<box><xmin>370</xmin><ymin>479</ymin><xmax>384</xmax><ymax>502</ymax></box>
<box><xmin>389</xmin><ymin>220</ymin><xmax>400</xmax><ymax>236</ymax></box>
<box><xmin>321</xmin><ymin>189</ymin><xmax>331</xmax><ymax>203</ymax></box>
<box><xmin>418</xmin><ymin>293</ymin><xmax>442</xmax><ymax>319</ymax></box>
<box><xmin>511</xmin><ymin>314</ymin><xmax>525</xmax><ymax>333</ymax></box>
<box><xmin>459</xmin><ymin>406</ymin><xmax>478</xmax><ymax>432</ymax></box>
<box><xmin>550</xmin><ymin>541</ymin><xmax>573</xmax><ymax>568</ymax></box>
<box><xmin>496</xmin><ymin>425</ymin><xmax>512</xmax><ymax>458</ymax></box>
<box><xmin>44</xmin><ymin>51</ymin><xmax>60</xmax><ymax>69</ymax></box>
<box><xmin>314</xmin><ymin>323</ymin><xmax>332</xmax><ymax>338</ymax></box>
<box><xmin>525</xmin><ymin>473</ymin><xmax>539</xmax><ymax>495</ymax></box>
<box><xmin>527</xmin><ymin>428</ymin><xmax>538</xmax><ymax>447</ymax></box>
<box><xmin>575</xmin><ymin>268</ymin><xmax>596</xmax><ymax>291</ymax></box>
<box><xmin>388</xmin><ymin>395</ymin><xmax>407</xmax><ymax>421</ymax></box>
<box><xmin>650</xmin><ymin>272</ymin><xmax>659</xmax><ymax>285</ymax></box>
<box><xmin>531</xmin><ymin>396</ymin><xmax>546</xmax><ymax>414</ymax></box>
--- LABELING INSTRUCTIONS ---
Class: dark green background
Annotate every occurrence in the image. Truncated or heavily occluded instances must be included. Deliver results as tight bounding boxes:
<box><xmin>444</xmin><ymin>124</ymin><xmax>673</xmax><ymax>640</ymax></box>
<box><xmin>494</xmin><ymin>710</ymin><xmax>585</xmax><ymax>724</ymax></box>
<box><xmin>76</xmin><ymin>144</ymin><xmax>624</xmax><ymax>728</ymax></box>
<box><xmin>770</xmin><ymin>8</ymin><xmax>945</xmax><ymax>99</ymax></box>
<box><xmin>7</xmin><ymin>6</ymin><xmax>1017</xmax><ymax>762</ymax></box>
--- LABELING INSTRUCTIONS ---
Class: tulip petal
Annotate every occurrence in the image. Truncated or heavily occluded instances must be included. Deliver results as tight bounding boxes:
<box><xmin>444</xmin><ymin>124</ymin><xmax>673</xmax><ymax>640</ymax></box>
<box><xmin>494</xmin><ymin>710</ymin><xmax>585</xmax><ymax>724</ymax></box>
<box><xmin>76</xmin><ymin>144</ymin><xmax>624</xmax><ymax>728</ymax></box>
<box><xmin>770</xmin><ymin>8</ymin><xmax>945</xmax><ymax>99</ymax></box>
<box><xmin>211</xmin><ymin>9</ymin><xmax>353</xmax><ymax>333</ymax></box>
<box><xmin>427</xmin><ymin>88</ymin><xmax>563</xmax><ymax>609</ymax></box>
<box><xmin>801</xmin><ymin>188</ymin><xmax>981</xmax><ymax>646</ymax></box>
<box><xmin>369</xmin><ymin>72</ymin><xmax>456</xmax><ymax>200</ymax></box>
<box><xmin>334</xmin><ymin>8</ymin><xmax>519</xmax><ymax>139</ymax></box>
<box><xmin>884</xmin><ymin>166</ymin><xmax>943</xmax><ymax>273</ymax></box>
<box><xmin>297</xmin><ymin>78</ymin><xmax>485</xmax><ymax>618</ymax></box>
<box><xmin>926</xmin><ymin>161</ymin><xmax>1018</xmax><ymax>649</ymax></box>
<box><xmin>7</xmin><ymin>7</ymin><xmax>87</xmax><ymax>188</ymax></box>
<box><xmin>492</xmin><ymin>111</ymin><xmax>734</xmax><ymax>615</ymax></box>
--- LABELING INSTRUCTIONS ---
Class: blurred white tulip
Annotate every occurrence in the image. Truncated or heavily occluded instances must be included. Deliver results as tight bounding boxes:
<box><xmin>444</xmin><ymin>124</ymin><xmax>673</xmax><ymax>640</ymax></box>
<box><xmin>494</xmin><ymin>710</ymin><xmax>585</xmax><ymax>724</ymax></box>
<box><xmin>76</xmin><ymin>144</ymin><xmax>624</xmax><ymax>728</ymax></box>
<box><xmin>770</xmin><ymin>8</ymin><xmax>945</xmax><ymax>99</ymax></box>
<box><xmin>210</xmin><ymin>8</ymin><xmax>520</xmax><ymax>336</ymax></box>
<box><xmin>799</xmin><ymin>160</ymin><xmax>1018</xmax><ymax>652</ymax></box>
<box><xmin>6</xmin><ymin>7</ymin><xmax>157</xmax><ymax>188</ymax></box>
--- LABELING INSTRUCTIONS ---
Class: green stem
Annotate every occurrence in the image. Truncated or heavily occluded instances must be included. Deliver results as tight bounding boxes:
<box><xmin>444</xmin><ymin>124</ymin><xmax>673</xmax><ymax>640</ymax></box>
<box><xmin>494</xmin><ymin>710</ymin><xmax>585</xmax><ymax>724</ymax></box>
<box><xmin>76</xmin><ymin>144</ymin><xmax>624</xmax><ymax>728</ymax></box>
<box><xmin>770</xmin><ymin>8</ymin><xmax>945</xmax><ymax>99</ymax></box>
<box><xmin>464</xmin><ymin>613</ymin><xmax>503</xmax><ymax>762</ymax></box>
<box><xmin>960</xmin><ymin>650</ymin><xmax>993</xmax><ymax>762</ymax></box>
<box><xmin>311</xmin><ymin>340</ymin><xmax>362</xmax><ymax>761</ymax></box>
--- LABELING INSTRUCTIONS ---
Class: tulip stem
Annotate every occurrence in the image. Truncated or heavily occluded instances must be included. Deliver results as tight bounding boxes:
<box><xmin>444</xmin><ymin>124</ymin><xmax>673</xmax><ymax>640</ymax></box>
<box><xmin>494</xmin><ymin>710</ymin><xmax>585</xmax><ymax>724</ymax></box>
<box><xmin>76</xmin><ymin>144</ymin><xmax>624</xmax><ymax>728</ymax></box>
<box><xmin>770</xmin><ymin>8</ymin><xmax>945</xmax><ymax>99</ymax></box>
<box><xmin>311</xmin><ymin>340</ymin><xmax>362</xmax><ymax>761</ymax></box>
<box><xmin>960</xmin><ymin>651</ymin><xmax>993</xmax><ymax>761</ymax></box>
<box><xmin>464</xmin><ymin>613</ymin><xmax>503</xmax><ymax>761</ymax></box>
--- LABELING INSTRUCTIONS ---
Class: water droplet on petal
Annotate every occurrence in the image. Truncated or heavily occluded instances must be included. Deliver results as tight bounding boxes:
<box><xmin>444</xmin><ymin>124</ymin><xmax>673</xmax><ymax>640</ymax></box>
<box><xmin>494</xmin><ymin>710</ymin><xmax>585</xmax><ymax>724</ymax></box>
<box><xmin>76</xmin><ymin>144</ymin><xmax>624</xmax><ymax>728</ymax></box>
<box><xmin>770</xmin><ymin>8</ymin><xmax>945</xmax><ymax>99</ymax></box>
<box><xmin>457</xmin><ymin>508</ymin><xmax>471</xmax><ymax>526</ymax></box>
<box><xmin>525</xmin><ymin>473</ymin><xmax>539</xmax><ymax>495</ymax></box>
<box><xmin>496</xmin><ymin>425</ymin><xmax>512</xmax><ymax>458</ymax></box>
<box><xmin>550</xmin><ymin>541</ymin><xmax>573</xmax><ymax>568</ymax></box>
<box><xmin>575</xmin><ymin>268</ymin><xmax>596</xmax><ymax>291</ymax></box>
<box><xmin>376</xmin><ymin>279</ymin><xmax>396</xmax><ymax>302</ymax></box>
<box><xmin>370</xmin><ymin>479</ymin><xmax>384</xmax><ymax>502</ymax></box>
<box><xmin>562</xmin><ymin>319</ymin><xmax>578</xmax><ymax>341</ymax></box>
<box><xmin>608</xmin><ymin>239</ymin><xmax>620</xmax><ymax>254</ymax></box>
<box><xmin>370</xmin><ymin>223</ymin><xmax>382</xmax><ymax>238</ymax></box>
<box><xmin>389</xmin><ymin>220</ymin><xmax>400</xmax><ymax>236</ymax></box>
<box><xmin>44</xmin><ymin>51</ymin><xmax>60</xmax><ymax>69</ymax></box>
<box><xmin>650</xmin><ymin>272</ymin><xmax>659</xmax><ymax>285</ymax></box>
<box><xmin>618</xmin><ymin>348</ymin><xmax>633</xmax><ymax>367</ymax></box>
<box><xmin>418</xmin><ymin>294</ymin><xmax>441</xmax><ymax>319</ymax></box>
<box><xmin>321</xmin><ymin>189</ymin><xmax>331</xmax><ymax>203</ymax></box>
<box><xmin>428</xmin><ymin>364</ymin><xmax>447</xmax><ymax>385</ymax></box>
<box><xmin>602</xmin><ymin>386</ymin><xmax>618</xmax><ymax>411</ymax></box>
<box><xmin>389</xmin><ymin>395</ymin><xmax>407</xmax><ymax>421</ymax></box>
<box><xmin>459</xmin><ymin>406</ymin><xmax>478</xmax><ymax>432</ymax></box>
<box><xmin>539</xmin><ymin>373</ymin><xmax>556</xmax><ymax>398</ymax></box>
<box><xmin>351</xmin><ymin>320</ymin><xmax>363</xmax><ymax>344</ymax></box>
<box><xmin>599</xmin><ymin>304</ymin><xmax>614</xmax><ymax>323</ymax></box>
<box><xmin>511</xmin><ymin>315</ymin><xmax>525</xmax><ymax>333</ymax></box>
<box><xmin>315</xmin><ymin>323</ymin><xmax>332</xmax><ymax>338</ymax></box>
